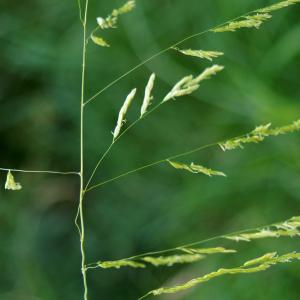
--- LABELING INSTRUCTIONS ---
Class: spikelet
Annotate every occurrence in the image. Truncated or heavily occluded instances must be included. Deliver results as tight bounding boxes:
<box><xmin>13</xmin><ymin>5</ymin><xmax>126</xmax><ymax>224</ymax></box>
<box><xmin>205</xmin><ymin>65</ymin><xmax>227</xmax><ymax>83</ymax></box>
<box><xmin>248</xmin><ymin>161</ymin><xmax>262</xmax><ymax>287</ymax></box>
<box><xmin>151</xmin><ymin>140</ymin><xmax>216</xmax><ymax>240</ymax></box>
<box><xmin>115</xmin><ymin>0</ymin><xmax>136</xmax><ymax>15</ymax></box>
<box><xmin>140</xmin><ymin>73</ymin><xmax>156</xmax><ymax>118</ymax></box>
<box><xmin>190</xmin><ymin>65</ymin><xmax>225</xmax><ymax>85</ymax></box>
<box><xmin>143</xmin><ymin>254</ymin><xmax>204</xmax><ymax>267</ymax></box>
<box><xmin>91</xmin><ymin>35</ymin><xmax>110</xmax><ymax>47</ymax></box>
<box><xmin>278</xmin><ymin>216</ymin><xmax>300</xmax><ymax>230</ymax></box>
<box><xmin>225</xmin><ymin>228</ymin><xmax>300</xmax><ymax>242</ymax></box>
<box><xmin>219</xmin><ymin>119</ymin><xmax>300</xmax><ymax>151</ymax></box>
<box><xmin>168</xmin><ymin>160</ymin><xmax>226</xmax><ymax>177</ymax></box>
<box><xmin>5</xmin><ymin>171</ymin><xmax>22</xmax><ymax>191</ymax></box>
<box><xmin>98</xmin><ymin>259</ymin><xmax>145</xmax><ymax>269</ymax></box>
<box><xmin>243</xmin><ymin>253</ymin><xmax>277</xmax><ymax>267</ymax></box>
<box><xmin>96</xmin><ymin>0</ymin><xmax>135</xmax><ymax>29</ymax></box>
<box><xmin>163</xmin><ymin>75</ymin><xmax>197</xmax><ymax>102</ymax></box>
<box><xmin>268</xmin><ymin>119</ymin><xmax>300</xmax><ymax>136</ymax></box>
<box><xmin>144</xmin><ymin>252</ymin><xmax>300</xmax><ymax>297</ymax></box>
<box><xmin>257</xmin><ymin>0</ymin><xmax>300</xmax><ymax>13</ymax></box>
<box><xmin>251</xmin><ymin>123</ymin><xmax>272</xmax><ymax>136</ymax></box>
<box><xmin>163</xmin><ymin>65</ymin><xmax>224</xmax><ymax>102</ymax></box>
<box><xmin>173</xmin><ymin>47</ymin><xmax>224</xmax><ymax>61</ymax></box>
<box><xmin>179</xmin><ymin>247</ymin><xmax>236</xmax><ymax>254</ymax></box>
<box><xmin>225</xmin><ymin>217</ymin><xmax>300</xmax><ymax>242</ymax></box>
<box><xmin>212</xmin><ymin>13</ymin><xmax>272</xmax><ymax>32</ymax></box>
<box><xmin>113</xmin><ymin>88</ymin><xmax>137</xmax><ymax>141</ymax></box>
<box><xmin>219</xmin><ymin>135</ymin><xmax>265</xmax><ymax>151</ymax></box>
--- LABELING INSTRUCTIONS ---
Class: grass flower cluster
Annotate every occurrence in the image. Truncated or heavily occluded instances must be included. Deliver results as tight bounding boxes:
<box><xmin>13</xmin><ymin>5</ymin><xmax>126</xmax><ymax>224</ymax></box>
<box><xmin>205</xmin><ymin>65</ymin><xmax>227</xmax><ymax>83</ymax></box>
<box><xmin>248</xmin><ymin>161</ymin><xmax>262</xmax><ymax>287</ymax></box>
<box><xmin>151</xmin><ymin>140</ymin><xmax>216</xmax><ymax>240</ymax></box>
<box><xmin>1</xmin><ymin>0</ymin><xmax>300</xmax><ymax>299</ymax></box>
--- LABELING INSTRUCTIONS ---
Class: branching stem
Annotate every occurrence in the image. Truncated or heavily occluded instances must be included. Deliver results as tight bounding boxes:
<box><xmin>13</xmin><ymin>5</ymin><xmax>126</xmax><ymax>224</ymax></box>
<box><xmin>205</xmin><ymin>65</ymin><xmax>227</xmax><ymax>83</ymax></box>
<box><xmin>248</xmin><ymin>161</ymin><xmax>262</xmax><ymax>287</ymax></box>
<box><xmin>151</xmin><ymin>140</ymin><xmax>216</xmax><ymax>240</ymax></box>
<box><xmin>84</xmin><ymin>103</ymin><xmax>163</xmax><ymax>191</ymax></box>
<box><xmin>78</xmin><ymin>1</ymin><xmax>89</xmax><ymax>299</ymax></box>
<box><xmin>83</xmin><ymin>6</ymin><xmax>263</xmax><ymax>190</ymax></box>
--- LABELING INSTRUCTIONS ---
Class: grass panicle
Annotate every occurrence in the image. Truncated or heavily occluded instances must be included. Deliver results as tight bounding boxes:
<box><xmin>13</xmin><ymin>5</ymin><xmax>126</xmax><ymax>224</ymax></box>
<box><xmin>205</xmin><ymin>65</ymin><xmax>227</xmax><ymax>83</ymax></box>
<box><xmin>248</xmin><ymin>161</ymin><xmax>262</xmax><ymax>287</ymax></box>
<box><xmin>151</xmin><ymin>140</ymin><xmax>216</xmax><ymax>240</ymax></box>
<box><xmin>2</xmin><ymin>1</ymin><xmax>300</xmax><ymax>299</ymax></box>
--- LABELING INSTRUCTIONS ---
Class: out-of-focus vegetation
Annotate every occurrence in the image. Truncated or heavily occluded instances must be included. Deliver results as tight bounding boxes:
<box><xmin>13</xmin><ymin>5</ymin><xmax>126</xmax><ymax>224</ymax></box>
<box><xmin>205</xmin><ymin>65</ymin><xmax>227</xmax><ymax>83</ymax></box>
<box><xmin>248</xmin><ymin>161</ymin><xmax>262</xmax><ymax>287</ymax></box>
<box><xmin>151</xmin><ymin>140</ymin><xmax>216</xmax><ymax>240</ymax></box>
<box><xmin>1</xmin><ymin>0</ymin><xmax>300</xmax><ymax>299</ymax></box>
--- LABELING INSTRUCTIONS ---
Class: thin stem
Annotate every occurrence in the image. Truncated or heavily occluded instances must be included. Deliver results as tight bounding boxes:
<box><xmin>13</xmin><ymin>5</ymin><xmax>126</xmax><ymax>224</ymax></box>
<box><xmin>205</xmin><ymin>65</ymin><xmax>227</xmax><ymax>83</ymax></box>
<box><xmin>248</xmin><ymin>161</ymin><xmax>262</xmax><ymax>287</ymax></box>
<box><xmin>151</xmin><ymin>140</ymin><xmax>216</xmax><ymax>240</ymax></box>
<box><xmin>84</xmin><ymin>142</ymin><xmax>114</xmax><ymax>191</ymax></box>
<box><xmin>84</xmin><ymin>103</ymin><xmax>163</xmax><ymax>191</ymax></box>
<box><xmin>87</xmin><ymin>119</ymin><xmax>278</xmax><ymax>192</ymax></box>
<box><xmin>78</xmin><ymin>1</ymin><xmax>89</xmax><ymax>300</ymax></box>
<box><xmin>0</xmin><ymin>167</ymin><xmax>80</xmax><ymax>175</ymax></box>
<box><xmin>76</xmin><ymin>0</ymin><xmax>83</xmax><ymax>24</ymax></box>
<box><xmin>87</xmin><ymin>26</ymin><xmax>99</xmax><ymax>42</ymax></box>
<box><xmin>83</xmin><ymin>48</ymin><xmax>169</xmax><ymax>106</ymax></box>
<box><xmin>85</xmin><ymin>141</ymin><xmax>217</xmax><ymax>193</ymax></box>
<box><xmin>83</xmin><ymin>10</ymin><xmax>252</xmax><ymax>107</ymax></box>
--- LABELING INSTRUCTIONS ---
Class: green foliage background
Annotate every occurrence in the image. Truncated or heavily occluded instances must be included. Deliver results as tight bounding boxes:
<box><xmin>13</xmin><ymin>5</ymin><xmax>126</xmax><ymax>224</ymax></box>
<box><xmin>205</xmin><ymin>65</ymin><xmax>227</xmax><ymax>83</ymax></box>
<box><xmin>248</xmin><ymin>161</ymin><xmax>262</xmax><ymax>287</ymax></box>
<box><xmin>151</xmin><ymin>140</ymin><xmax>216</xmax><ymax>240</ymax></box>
<box><xmin>1</xmin><ymin>0</ymin><xmax>300</xmax><ymax>299</ymax></box>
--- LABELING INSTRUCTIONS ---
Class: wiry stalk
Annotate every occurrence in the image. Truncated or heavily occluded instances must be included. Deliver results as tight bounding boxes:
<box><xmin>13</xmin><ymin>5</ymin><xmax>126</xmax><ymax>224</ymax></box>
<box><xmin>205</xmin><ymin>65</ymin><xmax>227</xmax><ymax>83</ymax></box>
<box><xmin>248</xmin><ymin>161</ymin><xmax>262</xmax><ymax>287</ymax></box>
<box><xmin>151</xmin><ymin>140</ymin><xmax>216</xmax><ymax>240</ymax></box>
<box><xmin>79</xmin><ymin>1</ymin><xmax>89</xmax><ymax>299</ymax></box>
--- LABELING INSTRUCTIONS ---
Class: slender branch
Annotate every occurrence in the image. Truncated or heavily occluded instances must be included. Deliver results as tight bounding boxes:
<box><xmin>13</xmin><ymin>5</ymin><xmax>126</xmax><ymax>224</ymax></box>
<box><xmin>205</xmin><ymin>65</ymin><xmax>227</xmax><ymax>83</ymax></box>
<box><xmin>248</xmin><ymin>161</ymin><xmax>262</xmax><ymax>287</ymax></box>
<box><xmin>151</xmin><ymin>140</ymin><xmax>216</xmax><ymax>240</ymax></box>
<box><xmin>75</xmin><ymin>203</ymin><xmax>82</xmax><ymax>236</ymax></box>
<box><xmin>87</xmin><ymin>26</ymin><xmax>99</xmax><ymax>43</ymax></box>
<box><xmin>85</xmin><ymin>217</ymin><xmax>284</xmax><ymax>270</ymax></box>
<box><xmin>83</xmin><ymin>48</ymin><xmax>169</xmax><ymax>106</ymax></box>
<box><xmin>0</xmin><ymin>167</ymin><xmax>80</xmax><ymax>176</ymax></box>
<box><xmin>83</xmin><ymin>10</ymin><xmax>254</xmax><ymax>107</ymax></box>
<box><xmin>85</xmin><ymin>141</ymin><xmax>217</xmax><ymax>193</ymax></box>
<box><xmin>88</xmin><ymin>116</ymin><xmax>288</xmax><ymax>192</ymax></box>
<box><xmin>78</xmin><ymin>1</ymin><xmax>89</xmax><ymax>300</ymax></box>
<box><xmin>84</xmin><ymin>103</ymin><xmax>163</xmax><ymax>191</ymax></box>
<box><xmin>76</xmin><ymin>0</ymin><xmax>84</xmax><ymax>24</ymax></box>
<box><xmin>84</xmin><ymin>142</ymin><xmax>113</xmax><ymax>191</ymax></box>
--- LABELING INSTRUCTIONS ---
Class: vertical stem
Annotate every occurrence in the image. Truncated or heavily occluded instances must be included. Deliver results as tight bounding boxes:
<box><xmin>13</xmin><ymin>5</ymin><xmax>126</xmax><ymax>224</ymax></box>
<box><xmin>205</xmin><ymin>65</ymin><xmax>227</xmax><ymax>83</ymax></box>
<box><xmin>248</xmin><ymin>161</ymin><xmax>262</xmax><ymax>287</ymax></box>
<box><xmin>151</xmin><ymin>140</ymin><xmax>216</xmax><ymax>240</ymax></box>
<box><xmin>79</xmin><ymin>1</ymin><xmax>89</xmax><ymax>300</ymax></box>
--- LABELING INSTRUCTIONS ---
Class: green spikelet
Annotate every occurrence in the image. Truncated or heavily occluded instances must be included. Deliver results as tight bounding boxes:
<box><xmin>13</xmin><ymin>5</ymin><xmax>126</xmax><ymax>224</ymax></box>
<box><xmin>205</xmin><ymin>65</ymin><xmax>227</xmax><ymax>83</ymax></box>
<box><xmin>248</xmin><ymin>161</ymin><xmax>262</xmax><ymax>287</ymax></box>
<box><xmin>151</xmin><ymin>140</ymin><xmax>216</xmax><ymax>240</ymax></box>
<box><xmin>142</xmin><ymin>254</ymin><xmax>204</xmax><ymax>267</ymax></box>
<box><xmin>91</xmin><ymin>35</ymin><xmax>110</xmax><ymax>47</ymax></box>
<box><xmin>179</xmin><ymin>247</ymin><xmax>236</xmax><ymax>254</ymax></box>
<box><xmin>225</xmin><ymin>216</ymin><xmax>300</xmax><ymax>242</ymax></box>
<box><xmin>5</xmin><ymin>171</ymin><xmax>22</xmax><ymax>191</ymax></box>
<box><xmin>219</xmin><ymin>119</ymin><xmax>300</xmax><ymax>151</ymax></box>
<box><xmin>98</xmin><ymin>259</ymin><xmax>145</xmax><ymax>269</ymax></box>
<box><xmin>173</xmin><ymin>47</ymin><xmax>224</xmax><ymax>61</ymax></box>
<box><xmin>96</xmin><ymin>0</ymin><xmax>136</xmax><ymax>29</ymax></box>
<box><xmin>163</xmin><ymin>65</ymin><xmax>224</xmax><ymax>102</ymax></box>
<box><xmin>257</xmin><ymin>0</ymin><xmax>300</xmax><ymax>13</ymax></box>
<box><xmin>212</xmin><ymin>14</ymin><xmax>272</xmax><ymax>32</ymax></box>
<box><xmin>168</xmin><ymin>160</ymin><xmax>226</xmax><ymax>177</ymax></box>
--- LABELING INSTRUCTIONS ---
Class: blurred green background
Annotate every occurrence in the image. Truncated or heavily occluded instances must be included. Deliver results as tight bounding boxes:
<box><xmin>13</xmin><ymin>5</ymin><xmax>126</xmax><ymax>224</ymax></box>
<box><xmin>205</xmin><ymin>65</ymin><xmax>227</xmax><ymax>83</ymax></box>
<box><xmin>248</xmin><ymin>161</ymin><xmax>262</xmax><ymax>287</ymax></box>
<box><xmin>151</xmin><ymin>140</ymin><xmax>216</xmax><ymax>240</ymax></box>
<box><xmin>1</xmin><ymin>0</ymin><xmax>300</xmax><ymax>299</ymax></box>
